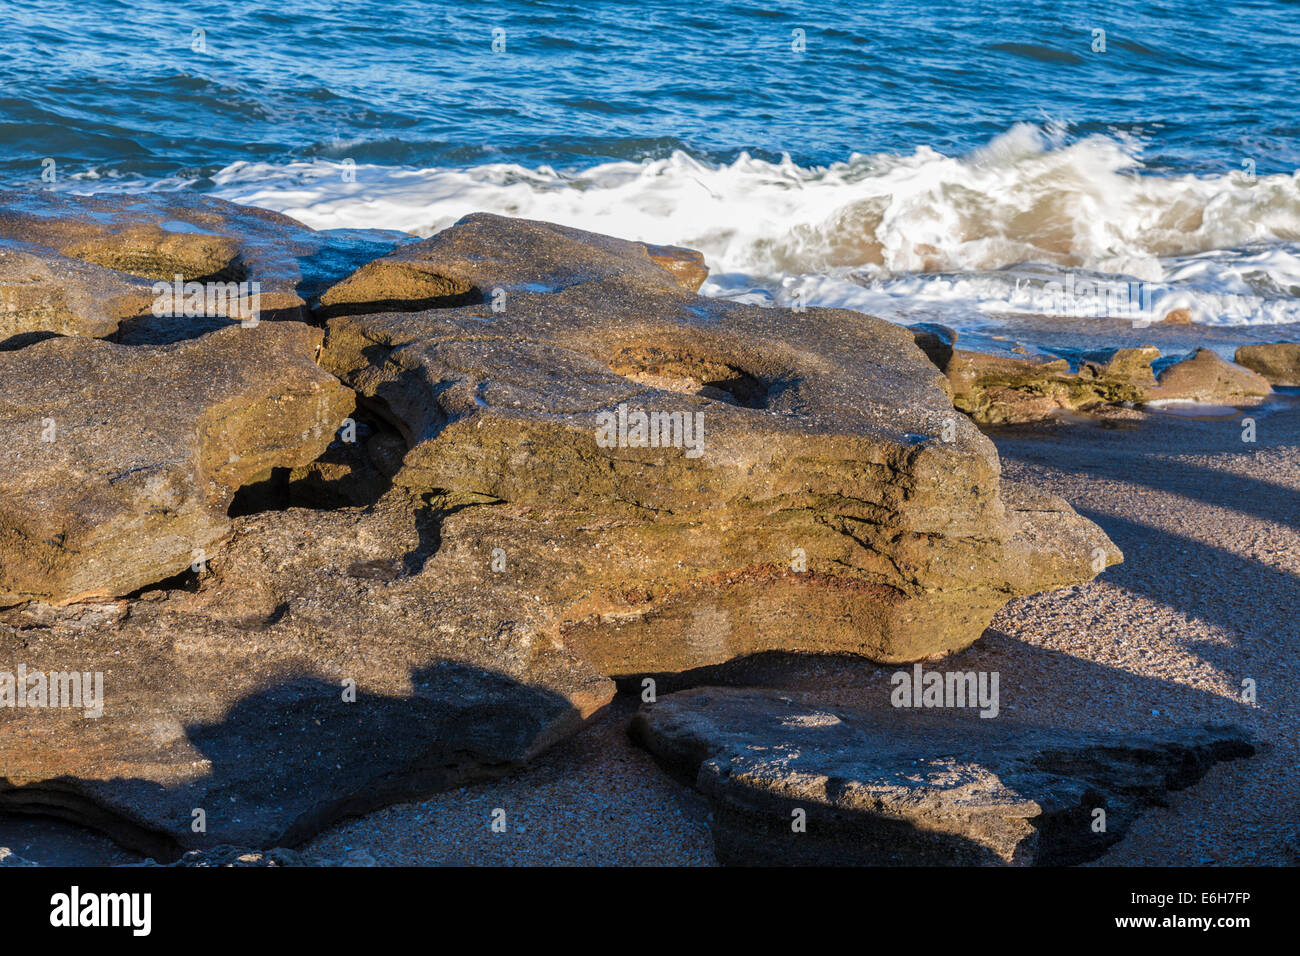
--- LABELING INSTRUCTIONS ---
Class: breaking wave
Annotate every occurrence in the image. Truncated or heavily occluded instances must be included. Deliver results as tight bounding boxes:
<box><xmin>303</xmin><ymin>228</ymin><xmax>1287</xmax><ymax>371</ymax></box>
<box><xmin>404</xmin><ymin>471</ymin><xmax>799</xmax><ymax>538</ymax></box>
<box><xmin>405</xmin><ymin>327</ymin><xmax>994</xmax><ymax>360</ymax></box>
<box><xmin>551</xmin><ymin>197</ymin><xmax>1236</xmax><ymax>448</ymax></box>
<box><xmin>181</xmin><ymin>124</ymin><xmax>1300</xmax><ymax>326</ymax></box>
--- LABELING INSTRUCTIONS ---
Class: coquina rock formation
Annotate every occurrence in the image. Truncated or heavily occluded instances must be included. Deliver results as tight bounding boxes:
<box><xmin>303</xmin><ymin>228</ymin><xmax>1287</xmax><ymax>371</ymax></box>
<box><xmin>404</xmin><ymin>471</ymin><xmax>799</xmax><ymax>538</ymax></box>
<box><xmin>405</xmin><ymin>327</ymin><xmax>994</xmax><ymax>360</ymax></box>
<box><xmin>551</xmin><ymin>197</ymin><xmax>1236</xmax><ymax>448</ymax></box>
<box><xmin>1236</xmin><ymin>342</ymin><xmax>1300</xmax><ymax>386</ymax></box>
<box><xmin>0</xmin><ymin>195</ymin><xmax>1131</xmax><ymax>855</ymax></box>
<box><xmin>0</xmin><ymin>323</ymin><xmax>353</xmax><ymax>604</ymax></box>
<box><xmin>1</xmin><ymin>495</ymin><xmax>612</xmax><ymax>857</ymax></box>
<box><xmin>0</xmin><ymin>188</ymin><xmax>406</xmax><ymax>344</ymax></box>
<box><xmin>0</xmin><ymin>238</ymin><xmax>156</xmax><ymax>348</ymax></box>
<box><xmin>318</xmin><ymin>213</ymin><xmax>1120</xmax><ymax>668</ymax></box>
<box><xmin>915</xmin><ymin>324</ymin><xmax>1278</xmax><ymax>424</ymax></box>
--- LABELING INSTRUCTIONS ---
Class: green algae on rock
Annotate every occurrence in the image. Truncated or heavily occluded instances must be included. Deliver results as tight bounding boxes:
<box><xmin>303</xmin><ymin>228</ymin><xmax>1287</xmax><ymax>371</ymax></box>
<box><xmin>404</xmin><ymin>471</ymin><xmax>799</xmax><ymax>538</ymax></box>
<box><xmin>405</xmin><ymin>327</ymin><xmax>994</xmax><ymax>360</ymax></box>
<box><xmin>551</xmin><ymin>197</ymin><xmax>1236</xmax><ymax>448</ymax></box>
<box><xmin>318</xmin><ymin>213</ymin><xmax>1120</xmax><ymax>666</ymax></box>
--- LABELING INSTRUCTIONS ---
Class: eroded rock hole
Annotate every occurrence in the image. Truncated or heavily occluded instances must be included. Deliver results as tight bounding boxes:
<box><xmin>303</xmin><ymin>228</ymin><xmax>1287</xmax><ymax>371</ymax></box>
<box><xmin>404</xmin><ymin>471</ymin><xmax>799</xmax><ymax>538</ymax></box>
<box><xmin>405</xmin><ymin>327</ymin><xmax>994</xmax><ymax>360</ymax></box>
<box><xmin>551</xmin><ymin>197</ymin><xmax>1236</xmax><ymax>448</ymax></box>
<box><xmin>315</xmin><ymin>266</ymin><xmax>483</xmax><ymax>319</ymax></box>
<box><xmin>609</xmin><ymin>346</ymin><xmax>768</xmax><ymax>408</ymax></box>
<box><xmin>227</xmin><ymin>408</ymin><xmax>407</xmax><ymax>516</ymax></box>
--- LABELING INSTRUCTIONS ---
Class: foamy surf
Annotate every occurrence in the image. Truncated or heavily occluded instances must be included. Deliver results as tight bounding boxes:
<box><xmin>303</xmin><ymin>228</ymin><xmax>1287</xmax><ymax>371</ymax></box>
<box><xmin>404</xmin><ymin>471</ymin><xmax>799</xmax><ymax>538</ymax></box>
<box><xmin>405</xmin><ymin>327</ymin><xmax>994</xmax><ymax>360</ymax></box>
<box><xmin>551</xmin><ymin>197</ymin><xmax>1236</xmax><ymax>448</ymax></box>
<box><xmin>197</xmin><ymin>124</ymin><xmax>1300</xmax><ymax>327</ymax></box>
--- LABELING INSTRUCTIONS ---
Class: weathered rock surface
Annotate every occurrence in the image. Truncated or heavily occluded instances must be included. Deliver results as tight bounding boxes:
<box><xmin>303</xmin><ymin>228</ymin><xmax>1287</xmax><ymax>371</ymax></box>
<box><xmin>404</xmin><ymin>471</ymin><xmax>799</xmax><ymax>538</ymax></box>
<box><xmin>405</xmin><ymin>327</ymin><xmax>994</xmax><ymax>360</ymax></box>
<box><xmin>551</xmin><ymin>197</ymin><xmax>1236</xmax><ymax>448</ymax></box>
<box><xmin>0</xmin><ymin>322</ymin><xmax>353</xmax><ymax>604</ymax></box>
<box><xmin>944</xmin><ymin>345</ymin><xmax>1160</xmax><ymax>424</ymax></box>
<box><xmin>0</xmin><ymin>204</ymin><xmax>1151</xmax><ymax>858</ymax></box>
<box><xmin>1235</xmin><ymin>342</ymin><xmax>1300</xmax><ymax>386</ymax></box>
<box><xmin>918</xmin><ymin>325</ymin><xmax>1274</xmax><ymax>422</ymax></box>
<box><xmin>0</xmin><ymin>239</ymin><xmax>156</xmax><ymax>348</ymax></box>
<box><xmin>1146</xmin><ymin>347</ymin><xmax>1271</xmax><ymax>404</ymax></box>
<box><xmin>0</xmin><ymin>189</ymin><xmax>407</xmax><ymax>343</ymax></box>
<box><xmin>630</xmin><ymin>687</ymin><xmax>1255</xmax><ymax>866</ymax></box>
<box><xmin>0</xmin><ymin>493</ymin><xmax>614</xmax><ymax>857</ymax></box>
<box><xmin>318</xmin><ymin>213</ymin><xmax>1119</xmax><ymax>666</ymax></box>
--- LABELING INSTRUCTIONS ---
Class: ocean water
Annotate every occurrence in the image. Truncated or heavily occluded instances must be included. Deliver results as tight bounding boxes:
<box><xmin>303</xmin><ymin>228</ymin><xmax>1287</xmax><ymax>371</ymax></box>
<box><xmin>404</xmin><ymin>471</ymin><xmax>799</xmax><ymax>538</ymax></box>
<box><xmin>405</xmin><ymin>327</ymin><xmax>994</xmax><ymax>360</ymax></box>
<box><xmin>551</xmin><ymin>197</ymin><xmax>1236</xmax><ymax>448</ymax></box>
<box><xmin>3</xmin><ymin>0</ymin><xmax>1300</xmax><ymax>329</ymax></box>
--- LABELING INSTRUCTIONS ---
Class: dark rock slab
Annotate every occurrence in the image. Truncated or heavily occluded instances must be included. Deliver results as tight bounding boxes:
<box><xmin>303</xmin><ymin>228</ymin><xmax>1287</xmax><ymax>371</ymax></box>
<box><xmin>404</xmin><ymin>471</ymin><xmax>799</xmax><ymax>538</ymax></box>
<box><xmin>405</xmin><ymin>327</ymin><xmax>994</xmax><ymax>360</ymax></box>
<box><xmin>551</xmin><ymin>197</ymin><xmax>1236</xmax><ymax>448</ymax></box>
<box><xmin>630</xmin><ymin>687</ymin><xmax>1254</xmax><ymax>866</ymax></box>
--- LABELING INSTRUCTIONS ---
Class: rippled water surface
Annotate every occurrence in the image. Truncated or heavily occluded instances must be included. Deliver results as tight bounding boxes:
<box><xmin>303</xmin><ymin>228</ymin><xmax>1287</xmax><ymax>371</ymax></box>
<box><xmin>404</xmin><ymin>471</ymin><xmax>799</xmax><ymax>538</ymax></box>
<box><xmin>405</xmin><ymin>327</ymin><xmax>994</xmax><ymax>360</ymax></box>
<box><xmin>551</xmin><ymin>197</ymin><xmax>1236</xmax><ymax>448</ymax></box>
<box><xmin>2</xmin><ymin>0</ymin><xmax>1299</xmax><ymax>327</ymax></box>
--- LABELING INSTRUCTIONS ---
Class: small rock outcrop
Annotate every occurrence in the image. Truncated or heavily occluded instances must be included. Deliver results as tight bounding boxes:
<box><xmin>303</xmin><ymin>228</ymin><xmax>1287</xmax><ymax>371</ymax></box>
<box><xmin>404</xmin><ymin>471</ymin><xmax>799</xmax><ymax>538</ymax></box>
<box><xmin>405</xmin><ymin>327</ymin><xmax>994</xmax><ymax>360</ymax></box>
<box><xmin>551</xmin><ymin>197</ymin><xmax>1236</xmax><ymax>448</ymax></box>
<box><xmin>630</xmin><ymin>687</ymin><xmax>1255</xmax><ymax>866</ymax></box>
<box><xmin>0</xmin><ymin>188</ymin><xmax>407</xmax><ymax>342</ymax></box>
<box><xmin>915</xmin><ymin>324</ymin><xmax>1273</xmax><ymax>423</ymax></box>
<box><xmin>944</xmin><ymin>345</ymin><xmax>1159</xmax><ymax>424</ymax></box>
<box><xmin>1235</xmin><ymin>342</ymin><xmax>1300</xmax><ymax>386</ymax></box>
<box><xmin>1146</xmin><ymin>347</ymin><xmax>1272</xmax><ymax>404</ymax></box>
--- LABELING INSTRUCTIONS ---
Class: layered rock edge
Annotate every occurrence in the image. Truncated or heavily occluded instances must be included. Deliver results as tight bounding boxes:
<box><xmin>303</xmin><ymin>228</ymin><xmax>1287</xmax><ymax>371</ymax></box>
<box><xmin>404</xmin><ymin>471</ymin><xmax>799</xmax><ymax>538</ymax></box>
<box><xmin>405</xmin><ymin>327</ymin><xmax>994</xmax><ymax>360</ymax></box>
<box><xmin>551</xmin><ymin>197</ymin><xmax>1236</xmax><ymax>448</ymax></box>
<box><xmin>0</xmin><ymin>197</ymin><xmax>1130</xmax><ymax>856</ymax></box>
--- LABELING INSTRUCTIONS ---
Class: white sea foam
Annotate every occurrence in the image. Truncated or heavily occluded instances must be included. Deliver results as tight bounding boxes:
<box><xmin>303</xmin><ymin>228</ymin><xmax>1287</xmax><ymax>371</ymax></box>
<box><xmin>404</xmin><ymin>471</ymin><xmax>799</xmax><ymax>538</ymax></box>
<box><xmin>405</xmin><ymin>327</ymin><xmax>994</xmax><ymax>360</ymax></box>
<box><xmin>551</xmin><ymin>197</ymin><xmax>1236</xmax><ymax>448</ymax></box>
<box><xmin>198</xmin><ymin>124</ymin><xmax>1300</xmax><ymax>327</ymax></box>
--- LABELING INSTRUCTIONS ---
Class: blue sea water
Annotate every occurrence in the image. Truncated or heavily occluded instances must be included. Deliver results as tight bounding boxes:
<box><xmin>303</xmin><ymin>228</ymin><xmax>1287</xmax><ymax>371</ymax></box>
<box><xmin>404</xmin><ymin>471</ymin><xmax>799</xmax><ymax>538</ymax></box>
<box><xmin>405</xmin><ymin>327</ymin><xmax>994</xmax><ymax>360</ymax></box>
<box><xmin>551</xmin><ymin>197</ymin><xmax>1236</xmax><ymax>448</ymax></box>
<box><xmin>2</xmin><ymin>0</ymin><xmax>1300</xmax><ymax>327</ymax></box>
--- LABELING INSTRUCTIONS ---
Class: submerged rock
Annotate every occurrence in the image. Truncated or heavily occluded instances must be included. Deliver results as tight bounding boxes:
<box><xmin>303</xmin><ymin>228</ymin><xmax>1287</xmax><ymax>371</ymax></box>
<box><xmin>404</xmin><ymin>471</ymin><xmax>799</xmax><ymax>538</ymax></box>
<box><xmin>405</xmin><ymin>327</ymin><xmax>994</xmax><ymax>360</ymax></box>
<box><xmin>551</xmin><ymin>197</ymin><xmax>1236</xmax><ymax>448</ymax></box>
<box><xmin>0</xmin><ymin>322</ymin><xmax>353</xmax><ymax>604</ymax></box>
<box><xmin>630</xmin><ymin>687</ymin><xmax>1255</xmax><ymax>866</ymax></box>
<box><xmin>318</xmin><ymin>213</ymin><xmax>1119</xmax><ymax>666</ymax></box>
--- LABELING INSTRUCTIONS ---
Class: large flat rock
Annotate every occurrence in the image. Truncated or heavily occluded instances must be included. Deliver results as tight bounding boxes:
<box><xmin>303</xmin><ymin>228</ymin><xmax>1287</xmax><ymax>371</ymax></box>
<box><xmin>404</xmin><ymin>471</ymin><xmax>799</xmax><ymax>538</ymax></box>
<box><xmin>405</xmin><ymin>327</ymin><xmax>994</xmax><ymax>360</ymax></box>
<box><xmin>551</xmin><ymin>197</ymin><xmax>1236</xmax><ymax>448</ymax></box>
<box><xmin>0</xmin><ymin>322</ymin><xmax>353</xmax><ymax>604</ymax></box>
<box><xmin>0</xmin><ymin>494</ymin><xmax>613</xmax><ymax>857</ymax></box>
<box><xmin>630</xmin><ymin>687</ymin><xmax>1254</xmax><ymax>865</ymax></box>
<box><xmin>319</xmin><ymin>213</ymin><xmax>1120</xmax><ymax>666</ymax></box>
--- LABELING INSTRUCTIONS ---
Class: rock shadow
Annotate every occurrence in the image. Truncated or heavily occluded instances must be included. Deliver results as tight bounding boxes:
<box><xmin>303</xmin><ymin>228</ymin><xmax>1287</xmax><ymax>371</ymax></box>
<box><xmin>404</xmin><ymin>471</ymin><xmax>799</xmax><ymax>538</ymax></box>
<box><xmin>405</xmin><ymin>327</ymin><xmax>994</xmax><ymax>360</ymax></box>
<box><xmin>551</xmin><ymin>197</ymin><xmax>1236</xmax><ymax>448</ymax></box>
<box><xmin>0</xmin><ymin>663</ymin><xmax>584</xmax><ymax>861</ymax></box>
